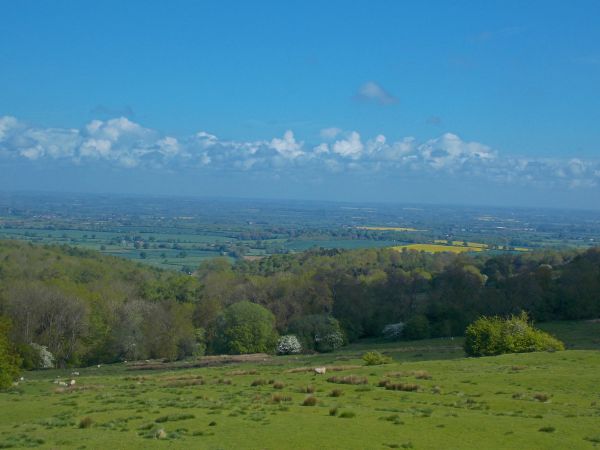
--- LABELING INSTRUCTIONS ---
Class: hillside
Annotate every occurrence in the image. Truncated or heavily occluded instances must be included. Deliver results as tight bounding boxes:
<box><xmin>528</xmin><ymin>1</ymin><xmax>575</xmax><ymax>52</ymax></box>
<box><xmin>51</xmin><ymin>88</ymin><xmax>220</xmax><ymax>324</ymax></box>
<box><xmin>1</xmin><ymin>324</ymin><xmax>599</xmax><ymax>449</ymax></box>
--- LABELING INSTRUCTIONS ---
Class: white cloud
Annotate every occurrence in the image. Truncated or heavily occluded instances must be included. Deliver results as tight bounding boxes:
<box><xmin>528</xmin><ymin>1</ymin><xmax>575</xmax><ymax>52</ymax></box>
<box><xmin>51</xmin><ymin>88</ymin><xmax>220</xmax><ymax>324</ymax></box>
<box><xmin>418</xmin><ymin>133</ymin><xmax>495</xmax><ymax>170</ymax></box>
<box><xmin>1</xmin><ymin>115</ymin><xmax>599</xmax><ymax>191</ymax></box>
<box><xmin>332</xmin><ymin>131</ymin><xmax>364</xmax><ymax>159</ymax></box>
<box><xmin>269</xmin><ymin>130</ymin><xmax>304</xmax><ymax>159</ymax></box>
<box><xmin>0</xmin><ymin>116</ymin><xmax>19</xmax><ymax>141</ymax></box>
<box><xmin>355</xmin><ymin>81</ymin><xmax>398</xmax><ymax>105</ymax></box>
<box><xmin>313</xmin><ymin>143</ymin><xmax>329</xmax><ymax>155</ymax></box>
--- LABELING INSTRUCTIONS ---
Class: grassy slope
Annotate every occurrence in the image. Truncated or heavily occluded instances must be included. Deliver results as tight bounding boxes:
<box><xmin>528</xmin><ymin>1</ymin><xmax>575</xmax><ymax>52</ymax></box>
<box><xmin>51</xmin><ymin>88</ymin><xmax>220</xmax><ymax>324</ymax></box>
<box><xmin>1</xmin><ymin>322</ymin><xmax>599</xmax><ymax>449</ymax></box>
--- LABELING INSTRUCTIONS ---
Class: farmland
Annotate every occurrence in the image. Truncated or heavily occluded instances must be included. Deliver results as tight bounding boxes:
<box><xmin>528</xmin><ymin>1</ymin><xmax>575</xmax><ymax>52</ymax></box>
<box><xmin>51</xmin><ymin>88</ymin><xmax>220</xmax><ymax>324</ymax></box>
<box><xmin>392</xmin><ymin>243</ymin><xmax>485</xmax><ymax>254</ymax></box>
<box><xmin>1</xmin><ymin>192</ymin><xmax>600</xmax><ymax>272</ymax></box>
<box><xmin>1</xmin><ymin>321</ymin><xmax>599</xmax><ymax>449</ymax></box>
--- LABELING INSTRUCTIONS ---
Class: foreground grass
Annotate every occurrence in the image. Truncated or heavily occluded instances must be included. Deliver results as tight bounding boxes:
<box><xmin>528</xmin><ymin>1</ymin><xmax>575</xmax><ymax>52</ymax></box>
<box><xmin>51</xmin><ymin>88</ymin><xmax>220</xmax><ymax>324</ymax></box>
<box><xmin>1</xmin><ymin>324</ymin><xmax>600</xmax><ymax>449</ymax></box>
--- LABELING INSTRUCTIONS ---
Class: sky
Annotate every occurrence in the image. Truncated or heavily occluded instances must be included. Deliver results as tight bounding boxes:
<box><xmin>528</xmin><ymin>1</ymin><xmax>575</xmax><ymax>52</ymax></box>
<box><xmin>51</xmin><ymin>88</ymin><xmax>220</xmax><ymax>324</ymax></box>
<box><xmin>1</xmin><ymin>0</ymin><xmax>600</xmax><ymax>208</ymax></box>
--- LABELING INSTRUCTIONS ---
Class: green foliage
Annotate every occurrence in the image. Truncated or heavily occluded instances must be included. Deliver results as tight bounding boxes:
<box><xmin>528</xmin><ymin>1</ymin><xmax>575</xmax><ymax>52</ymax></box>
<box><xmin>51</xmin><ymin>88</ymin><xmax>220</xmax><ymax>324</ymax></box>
<box><xmin>0</xmin><ymin>317</ymin><xmax>20</xmax><ymax>388</ymax></box>
<box><xmin>213</xmin><ymin>301</ymin><xmax>278</xmax><ymax>354</ymax></box>
<box><xmin>0</xmin><ymin>239</ymin><xmax>596</xmax><ymax>367</ymax></box>
<box><xmin>288</xmin><ymin>314</ymin><xmax>345</xmax><ymax>352</ymax></box>
<box><xmin>362</xmin><ymin>351</ymin><xmax>392</xmax><ymax>365</ymax></box>
<box><xmin>464</xmin><ymin>313</ymin><xmax>565</xmax><ymax>357</ymax></box>
<box><xmin>403</xmin><ymin>315</ymin><xmax>430</xmax><ymax>340</ymax></box>
<box><xmin>16</xmin><ymin>343</ymin><xmax>42</xmax><ymax>370</ymax></box>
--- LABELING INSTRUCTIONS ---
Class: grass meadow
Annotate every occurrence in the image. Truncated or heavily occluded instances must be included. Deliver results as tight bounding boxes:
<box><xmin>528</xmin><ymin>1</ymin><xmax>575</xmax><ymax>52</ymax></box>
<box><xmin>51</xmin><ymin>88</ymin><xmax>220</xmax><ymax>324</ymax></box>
<box><xmin>1</xmin><ymin>322</ymin><xmax>599</xmax><ymax>449</ymax></box>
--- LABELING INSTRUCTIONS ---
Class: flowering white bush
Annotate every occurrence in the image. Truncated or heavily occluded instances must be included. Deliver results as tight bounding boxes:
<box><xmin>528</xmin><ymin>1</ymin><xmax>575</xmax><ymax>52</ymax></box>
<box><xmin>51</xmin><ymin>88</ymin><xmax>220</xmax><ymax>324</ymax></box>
<box><xmin>30</xmin><ymin>343</ymin><xmax>55</xmax><ymax>369</ymax></box>
<box><xmin>276</xmin><ymin>335</ymin><xmax>302</xmax><ymax>355</ymax></box>
<box><xmin>382</xmin><ymin>323</ymin><xmax>405</xmax><ymax>340</ymax></box>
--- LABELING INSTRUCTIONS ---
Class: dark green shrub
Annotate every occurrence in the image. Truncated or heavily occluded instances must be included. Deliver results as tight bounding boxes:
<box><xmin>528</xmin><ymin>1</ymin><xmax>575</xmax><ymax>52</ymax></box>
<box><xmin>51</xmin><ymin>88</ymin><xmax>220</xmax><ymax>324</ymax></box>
<box><xmin>288</xmin><ymin>314</ymin><xmax>345</xmax><ymax>353</ymax></box>
<box><xmin>0</xmin><ymin>317</ymin><xmax>20</xmax><ymax>388</ymax></box>
<box><xmin>403</xmin><ymin>315</ymin><xmax>430</xmax><ymax>340</ymax></box>
<box><xmin>16</xmin><ymin>343</ymin><xmax>41</xmax><ymax>370</ymax></box>
<box><xmin>464</xmin><ymin>312</ymin><xmax>565</xmax><ymax>357</ymax></box>
<box><xmin>213</xmin><ymin>301</ymin><xmax>278</xmax><ymax>355</ymax></box>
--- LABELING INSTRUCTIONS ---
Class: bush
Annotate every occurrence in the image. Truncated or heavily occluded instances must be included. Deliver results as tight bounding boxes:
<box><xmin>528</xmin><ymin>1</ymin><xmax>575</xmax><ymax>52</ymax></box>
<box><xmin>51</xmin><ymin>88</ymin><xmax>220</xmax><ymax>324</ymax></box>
<box><xmin>0</xmin><ymin>317</ymin><xmax>21</xmax><ymax>388</ymax></box>
<box><xmin>288</xmin><ymin>315</ymin><xmax>345</xmax><ymax>353</ymax></box>
<box><xmin>403</xmin><ymin>315</ymin><xmax>430</xmax><ymax>340</ymax></box>
<box><xmin>17</xmin><ymin>343</ymin><xmax>41</xmax><ymax>370</ymax></box>
<box><xmin>464</xmin><ymin>312</ymin><xmax>565</xmax><ymax>357</ymax></box>
<box><xmin>29</xmin><ymin>343</ymin><xmax>55</xmax><ymax>369</ymax></box>
<box><xmin>316</xmin><ymin>331</ymin><xmax>344</xmax><ymax>353</ymax></box>
<box><xmin>276</xmin><ymin>335</ymin><xmax>302</xmax><ymax>355</ymax></box>
<box><xmin>362</xmin><ymin>351</ymin><xmax>392</xmax><ymax>365</ymax></box>
<box><xmin>382</xmin><ymin>323</ymin><xmax>404</xmax><ymax>340</ymax></box>
<box><xmin>213</xmin><ymin>301</ymin><xmax>278</xmax><ymax>355</ymax></box>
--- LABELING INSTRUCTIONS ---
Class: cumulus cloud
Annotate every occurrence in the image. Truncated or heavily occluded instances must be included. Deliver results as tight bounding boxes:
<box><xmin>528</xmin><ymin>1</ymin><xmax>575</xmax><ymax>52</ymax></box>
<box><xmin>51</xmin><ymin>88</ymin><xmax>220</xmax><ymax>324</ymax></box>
<box><xmin>355</xmin><ymin>81</ymin><xmax>398</xmax><ymax>105</ymax></box>
<box><xmin>0</xmin><ymin>115</ymin><xmax>598</xmax><ymax>190</ymax></box>
<box><xmin>332</xmin><ymin>131</ymin><xmax>364</xmax><ymax>159</ymax></box>
<box><xmin>418</xmin><ymin>133</ymin><xmax>495</xmax><ymax>171</ymax></box>
<box><xmin>269</xmin><ymin>130</ymin><xmax>304</xmax><ymax>159</ymax></box>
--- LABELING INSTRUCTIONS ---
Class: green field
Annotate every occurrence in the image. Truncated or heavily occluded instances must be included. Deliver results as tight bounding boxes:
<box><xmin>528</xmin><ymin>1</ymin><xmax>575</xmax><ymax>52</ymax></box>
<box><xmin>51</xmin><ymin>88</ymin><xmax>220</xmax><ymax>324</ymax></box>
<box><xmin>1</xmin><ymin>322</ymin><xmax>599</xmax><ymax>449</ymax></box>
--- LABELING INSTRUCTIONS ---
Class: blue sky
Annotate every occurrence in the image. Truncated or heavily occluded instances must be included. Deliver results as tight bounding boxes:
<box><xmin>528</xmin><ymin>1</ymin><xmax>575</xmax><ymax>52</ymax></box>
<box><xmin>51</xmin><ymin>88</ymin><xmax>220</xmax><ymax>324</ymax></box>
<box><xmin>1</xmin><ymin>1</ymin><xmax>600</xmax><ymax>208</ymax></box>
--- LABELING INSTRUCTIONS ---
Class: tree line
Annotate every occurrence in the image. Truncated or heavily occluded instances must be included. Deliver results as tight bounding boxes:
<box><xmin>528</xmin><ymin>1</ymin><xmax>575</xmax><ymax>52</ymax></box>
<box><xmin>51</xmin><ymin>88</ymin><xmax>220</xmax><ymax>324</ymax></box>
<box><xmin>0</xmin><ymin>240</ymin><xmax>598</xmax><ymax>370</ymax></box>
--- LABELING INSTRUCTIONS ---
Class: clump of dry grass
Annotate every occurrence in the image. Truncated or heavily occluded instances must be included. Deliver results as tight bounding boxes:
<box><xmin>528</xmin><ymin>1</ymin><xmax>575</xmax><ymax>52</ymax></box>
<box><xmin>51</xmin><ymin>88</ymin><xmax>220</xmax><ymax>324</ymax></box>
<box><xmin>413</xmin><ymin>370</ymin><xmax>432</xmax><ymax>380</ymax></box>
<box><xmin>271</xmin><ymin>393</ymin><xmax>292</xmax><ymax>404</ymax></box>
<box><xmin>286</xmin><ymin>367</ymin><xmax>312</xmax><ymax>373</ymax></box>
<box><xmin>272</xmin><ymin>381</ymin><xmax>285</xmax><ymax>389</ymax></box>
<box><xmin>326</xmin><ymin>375</ymin><xmax>368</xmax><ymax>385</ymax></box>
<box><xmin>78</xmin><ymin>416</ymin><xmax>93</xmax><ymax>429</ymax></box>
<box><xmin>298</xmin><ymin>385</ymin><xmax>315</xmax><ymax>393</ymax></box>
<box><xmin>326</xmin><ymin>365</ymin><xmax>362</xmax><ymax>372</ymax></box>
<box><xmin>302</xmin><ymin>396</ymin><xmax>318</xmax><ymax>406</ymax></box>
<box><xmin>251</xmin><ymin>379</ymin><xmax>267</xmax><ymax>387</ymax></box>
<box><xmin>329</xmin><ymin>388</ymin><xmax>344</xmax><ymax>397</ymax></box>
<box><xmin>379</xmin><ymin>380</ymin><xmax>420</xmax><ymax>391</ymax></box>
<box><xmin>164</xmin><ymin>379</ymin><xmax>204</xmax><ymax>387</ymax></box>
<box><xmin>533</xmin><ymin>393</ymin><xmax>550</xmax><ymax>402</ymax></box>
<box><xmin>227</xmin><ymin>369</ymin><xmax>259</xmax><ymax>376</ymax></box>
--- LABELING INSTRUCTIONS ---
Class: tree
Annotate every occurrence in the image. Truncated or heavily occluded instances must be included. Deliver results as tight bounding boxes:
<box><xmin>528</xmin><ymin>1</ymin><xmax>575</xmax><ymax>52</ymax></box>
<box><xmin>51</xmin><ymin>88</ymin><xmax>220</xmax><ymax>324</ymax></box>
<box><xmin>404</xmin><ymin>315</ymin><xmax>430</xmax><ymax>340</ymax></box>
<box><xmin>0</xmin><ymin>317</ymin><xmax>20</xmax><ymax>388</ymax></box>
<box><xmin>287</xmin><ymin>314</ymin><xmax>345</xmax><ymax>352</ymax></box>
<box><xmin>213</xmin><ymin>301</ymin><xmax>278</xmax><ymax>354</ymax></box>
<box><xmin>464</xmin><ymin>312</ymin><xmax>565</xmax><ymax>357</ymax></box>
<box><xmin>6</xmin><ymin>284</ymin><xmax>89</xmax><ymax>367</ymax></box>
<box><xmin>276</xmin><ymin>335</ymin><xmax>302</xmax><ymax>355</ymax></box>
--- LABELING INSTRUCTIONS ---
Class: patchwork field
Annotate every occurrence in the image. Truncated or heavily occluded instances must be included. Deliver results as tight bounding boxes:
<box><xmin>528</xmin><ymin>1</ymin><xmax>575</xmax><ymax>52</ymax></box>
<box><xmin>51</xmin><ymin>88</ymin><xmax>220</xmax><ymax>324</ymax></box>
<box><xmin>1</xmin><ymin>322</ymin><xmax>599</xmax><ymax>449</ymax></box>
<box><xmin>392</xmin><ymin>243</ymin><xmax>485</xmax><ymax>254</ymax></box>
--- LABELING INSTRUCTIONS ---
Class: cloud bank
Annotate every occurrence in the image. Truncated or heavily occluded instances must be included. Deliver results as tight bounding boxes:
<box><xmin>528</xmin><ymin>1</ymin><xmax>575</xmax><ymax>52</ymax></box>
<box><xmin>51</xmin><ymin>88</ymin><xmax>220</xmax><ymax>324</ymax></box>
<box><xmin>1</xmin><ymin>115</ymin><xmax>599</xmax><ymax>191</ymax></box>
